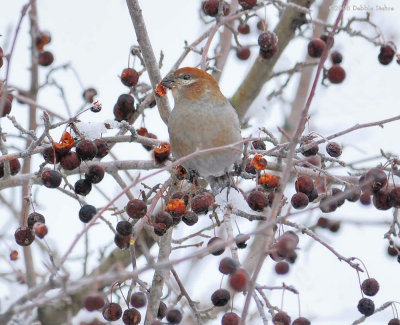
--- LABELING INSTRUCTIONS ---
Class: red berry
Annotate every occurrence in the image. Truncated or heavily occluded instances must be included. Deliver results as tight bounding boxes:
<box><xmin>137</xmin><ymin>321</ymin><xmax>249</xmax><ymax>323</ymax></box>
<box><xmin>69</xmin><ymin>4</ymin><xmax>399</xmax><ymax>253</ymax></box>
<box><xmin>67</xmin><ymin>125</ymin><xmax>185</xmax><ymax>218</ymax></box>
<box><xmin>221</xmin><ymin>312</ymin><xmax>240</xmax><ymax>325</ymax></box>
<box><xmin>239</xmin><ymin>0</ymin><xmax>257</xmax><ymax>9</ymax></box>
<box><xmin>373</xmin><ymin>189</ymin><xmax>392</xmax><ymax>210</ymax></box>
<box><xmin>207</xmin><ymin>237</ymin><xmax>225</xmax><ymax>256</ymax></box>
<box><xmin>219</xmin><ymin>257</ymin><xmax>239</xmax><ymax>275</ymax></box>
<box><xmin>82</xmin><ymin>87</ymin><xmax>98</xmax><ymax>103</ymax></box>
<box><xmin>272</xmin><ymin>311</ymin><xmax>291</xmax><ymax>325</ymax></box>
<box><xmin>121</xmin><ymin>68</ymin><xmax>139</xmax><ymax>87</ymax></box>
<box><xmin>85</xmin><ymin>164</ymin><xmax>105</xmax><ymax>184</ymax></box>
<box><xmin>211</xmin><ymin>289</ymin><xmax>230</xmax><ymax>306</ymax></box>
<box><xmin>295</xmin><ymin>175</ymin><xmax>314</xmax><ymax>195</ymax></box>
<box><xmin>326</xmin><ymin>141</ymin><xmax>342</xmax><ymax>157</ymax></box>
<box><xmin>292</xmin><ymin>317</ymin><xmax>311</xmax><ymax>325</ymax></box>
<box><xmin>60</xmin><ymin>151</ymin><xmax>81</xmax><ymax>170</ymax></box>
<box><xmin>114</xmin><ymin>233</ymin><xmax>131</xmax><ymax>249</ymax></box>
<box><xmin>94</xmin><ymin>138</ymin><xmax>110</xmax><ymax>158</ymax></box>
<box><xmin>1</xmin><ymin>98</ymin><xmax>12</xmax><ymax>116</ymax></box>
<box><xmin>122</xmin><ymin>308</ymin><xmax>141</xmax><ymax>325</ymax></box>
<box><xmin>157</xmin><ymin>301</ymin><xmax>167</xmax><ymax>319</ymax></box>
<box><xmin>247</xmin><ymin>190</ymin><xmax>268</xmax><ymax>211</ymax></box>
<box><xmin>291</xmin><ymin>192</ymin><xmax>309</xmax><ymax>209</ymax></box>
<box><xmin>76</xmin><ymin>139</ymin><xmax>98</xmax><ymax>161</ymax></box>
<box><xmin>154</xmin><ymin>211</ymin><xmax>173</xmax><ymax>229</ymax></box>
<box><xmin>0</xmin><ymin>158</ymin><xmax>21</xmax><ymax>177</ymax></box>
<box><xmin>126</xmin><ymin>199</ymin><xmax>147</xmax><ymax>219</ymax></box>
<box><xmin>41</xmin><ymin>170</ymin><xmax>62</xmax><ymax>188</ymax></box>
<box><xmin>229</xmin><ymin>268</ymin><xmax>248</xmax><ymax>292</ymax></box>
<box><xmin>27</xmin><ymin>212</ymin><xmax>45</xmax><ymax>228</ymax></box>
<box><xmin>237</xmin><ymin>23</ymin><xmax>250</xmax><ymax>34</ymax></box>
<box><xmin>389</xmin><ymin>188</ymin><xmax>400</xmax><ymax>207</ymax></box>
<box><xmin>236</xmin><ymin>47</ymin><xmax>251</xmax><ymax>60</ymax></box>
<box><xmin>327</xmin><ymin>65</ymin><xmax>346</xmax><ymax>84</ymax></box>
<box><xmin>361</xmin><ymin>278</ymin><xmax>379</xmax><ymax>296</ymax></box>
<box><xmin>202</xmin><ymin>0</ymin><xmax>230</xmax><ymax>17</ymax></box>
<box><xmin>102</xmin><ymin>302</ymin><xmax>122</xmax><ymax>321</ymax></box>
<box><xmin>130</xmin><ymin>292</ymin><xmax>147</xmax><ymax>308</ymax></box>
<box><xmin>378</xmin><ymin>42</ymin><xmax>396</xmax><ymax>65</ymax></box>
<box><xmin>38</xmin><ymin>51</ymin><xmax>54</xmax><ymax>66</ymax></box>
<box><xmin>360</xmin><ymin>192</ymin><xmax>371</xmax><ymax>205</ymax></box>
<box><xmin>389</xmin><ymin>319</ymin><xmax>400</xmax><ymax>325</ymax></box>
<box><xmin>14</xmin><ymin>226</ymin><xmax>35</xmax><ymax>246</ymax></box>
<box><xmin>191</xmin><ymin>194</ymin><xmax>210</xmax><ymax>214</ymax></box>
<box><xmin>362</xmin><ymin>168</ymin><xmax>387</xmax><ymax>193</ymax></box>
<box><xmin>307</xmin><ymin>38</ymin><xmax>326</xmax><ymax>58</ymax></box>
<box><xmin>275</xmin><ymin>261</ymin><xmax>289</xmax><ymax>274</ymax></box>
<box><xmin>276</xmin><ymin>231</ymin><xmax>299</xmax><ymax>257</ymax></box>
<box><xmin>258</xmin><ymin>31</ymin><xmax>278</xmax><ymax>52</ymax></box>
<box><xmin>182</xmin><ymin>211</ymin><xmax>198</xmax><ymax>226</ymax></box>
<box><xmin>84</xmin><ymin>294</ymin><xmax>105</xmax><ymax>311</ymax></box>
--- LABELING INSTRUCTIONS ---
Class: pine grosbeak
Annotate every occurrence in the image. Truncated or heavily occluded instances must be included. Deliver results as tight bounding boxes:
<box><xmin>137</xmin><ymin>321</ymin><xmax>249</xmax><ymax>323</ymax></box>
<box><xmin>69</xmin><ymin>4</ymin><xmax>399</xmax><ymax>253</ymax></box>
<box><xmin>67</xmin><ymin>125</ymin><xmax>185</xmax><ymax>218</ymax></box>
<box><xmin>161</xmin><ymin>67</ymin><xmax>242</xmax><ymax>178</ymax></box>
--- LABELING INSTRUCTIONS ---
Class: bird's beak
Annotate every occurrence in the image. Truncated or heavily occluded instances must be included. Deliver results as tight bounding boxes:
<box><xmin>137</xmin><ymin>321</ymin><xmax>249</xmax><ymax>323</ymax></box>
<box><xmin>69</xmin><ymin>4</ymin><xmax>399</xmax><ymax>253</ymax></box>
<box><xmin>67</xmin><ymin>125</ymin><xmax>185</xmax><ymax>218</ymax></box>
<box><xmin>160</xmin><ymin>76</ymin><xmax>176</xmax><ymax>89</ymax></box>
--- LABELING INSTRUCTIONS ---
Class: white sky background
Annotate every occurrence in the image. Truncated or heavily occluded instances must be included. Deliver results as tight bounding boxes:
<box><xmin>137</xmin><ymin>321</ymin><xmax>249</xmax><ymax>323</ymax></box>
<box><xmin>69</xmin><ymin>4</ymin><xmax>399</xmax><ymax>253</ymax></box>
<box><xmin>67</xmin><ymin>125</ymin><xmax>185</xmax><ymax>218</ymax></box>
<box><xmin>1</xmin><ymin>0</ymin><xmax>400</xmax><ymax>324</ymax></box>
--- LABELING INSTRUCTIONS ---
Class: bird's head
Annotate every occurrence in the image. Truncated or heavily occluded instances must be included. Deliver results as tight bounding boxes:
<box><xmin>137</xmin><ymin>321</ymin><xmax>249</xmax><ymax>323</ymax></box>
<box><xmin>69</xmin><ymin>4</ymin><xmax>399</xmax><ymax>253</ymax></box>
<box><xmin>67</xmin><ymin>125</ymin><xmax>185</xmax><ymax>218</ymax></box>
<box><xmin>161</xmin><ymin>67</ymin><xmax>225</xmax><ymax>104</ymax></box>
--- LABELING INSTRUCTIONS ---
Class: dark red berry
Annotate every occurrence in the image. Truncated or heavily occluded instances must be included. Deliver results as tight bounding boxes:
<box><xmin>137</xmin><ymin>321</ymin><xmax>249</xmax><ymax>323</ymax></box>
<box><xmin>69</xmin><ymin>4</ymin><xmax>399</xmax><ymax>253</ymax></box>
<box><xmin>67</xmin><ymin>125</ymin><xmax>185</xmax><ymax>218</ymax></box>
<box><xmin>122</xmin><ymin>308</ymin><xmax>141</xmax><ymax>325</ymax></box>
<box><xmin>239</xmin><ymin>0</ymin><xmax>257</xmax><ymax>9</ymax></box>
<box><xmin>291</xmin><ymin>192</ymin><xmax>309</xmax><ymax>209</ymax></box>
<box><xmin>14</xmin><ymin>226</ymin><xmax>35</xmax><ymax>246</ymax></box>
<box><xmin>330</xmin><ymin>51</ymin><xmax>343</xmax><ymax>64</ymax></box>
<box><xmin>389</xmin><ymin>188</ymin><xmax>400</xmax><ymax>208</ymax></box>
<box><xmin>42</xmin><ymin>146</ymin><xmax>60</xmax><ymax>164</ymax></box>
<box><xmin>258</xmin><ymin>31</ymin><xmax>278</xmax><ymax>52</ymax></box>
<box><xmin>292</xmin><ymin>317</ymin><xmax>311</xmax><ymax>325</ymax></box>
<box><xmin>307</xmin><ymin>38</ymin><xmax>326</xmax><ymax>58</ymax></box>
<box><xmin>301</xmin><ymin>141</ymin><xmax>319</xmax><ymax>156</ymax></box>
<box><xmin>211</xmin><ymin>289</ymin><xmax>230</xmax><ymax>307</ymax></box>
<box><xmin>360</xmin><ymin>192</ymin><xmax>371</xmax><ymax>205</ymax></box>
<box><xmin>191</xmin><ymin>194</ymin><xmax>210</xmax><ymax>214</ymax></box>
<box><xmin>272</xmin><ymin>311</ymin><xmax>291</xmax><ymax>325</ymax></box>
<box><xmin>41</xmin><ymin>170</ymin><xmax>62</xmax><ymax>188</ymax></box>
<box><xmin>361</xmin><ymin>278</ymin><xmax>379</xmax><ymax>296</ymax></box>
<box><xmin>237</xmin><ymin>23</ymin><xmax>250</xmax><ymax>34</ymax></box>
<box><xmin>207</xmin><ymin>237</ymin><xmax>225</xmax><ymax>256</ymax></box>
<box><xmin>157</xmin><ymin>301</ymin><xmax>167</xmax><ymax>319</ymax></box>
<box><xmin>327</xmin><ymin>65</ymin><xmax>346</xmax><ymax>84</ymax></box>
<box><xmin>79</xmin><ymin>204</ymin><xmax>97</xmax><ymax>223</ymax></box>
<box><xmin>116</xmin><ymin>220</ymin><xmax>133</xmax><ymax>236</ymax></box>
<box><xmin>387</xmin><ymin>245</ymin><xmax>399</xmax><ymax>257</ymax></box>
<box><xmin>362</xmin><ymin>168</ymin><xmax>387</xmax><ymax>193</ymax></box>
<box><xmin>317</xmin><ymin>217</ymin><xmax>329</xmax><ymax>228</ymax></box>
<box><xmin>320</xmin><ymin>34</ymin><xmax>334</xmax><ymax>47</ymax></box>
<box><xmin>229</xmin><ymin>268</ymin><xmax>248</xmax><ymax>292</ymax></box>
<box><xmin>295</xmin><ymin>175</ymin><xmax>314</xmax><ymax>195</ymax></box>
<box><xmin>154</xmin><ymin>211</ymin><xmax>173</xmax><ymax>229</ymax></box>
<box><xmin>0</xmin><ymin>158</ymin><xmax>21</xmax><ymax>177</ymax></box>
<box><xmin>202</xmin><ymin>0</ymin><xmax>230</xmax><ymax>16</ymax></box>
<box><xmin>219</xmin><ymin>257</ymin><xmax>239</xmax><ymax>275</ymax></box>
<box><xmin>378</xmin><ymin>42</ymin><xmax>396</xmax><ymax>65</ymax></box>
<box><xmin>245</xmin><ymin>162</ymin><xmax>256</xmax><ymax>174</ymax></box>
<box><xmin>38</xmin><ymin>51</ymin><xmax>54</xmax><ymax>66</ymax></box>
<box><xmin>114</xmin><ymin>233</ymin><xmax>131</xmax><ymax>249</ymax></box>
<box><xmin>60</xmin><ymin>151</ymin><xmax>81</xmax><ymax>170</ymax></box>
<box><xmin>94</xmin><ymin>138</ymin><xmax>110</xmax><ymax>158</ymax></box>
<box><xmin>182</xmin><ymin>211</ymin><xmax>198</xmax><ymax>226</ymax></box>
<box><xmin>76</xmin><ymin>139</ymin><xmax>98</xmax><ymax>161</ymax></box>
<box><xmin>74</xmin><ymin>179</ymin><xmax>92</xmax><ymax>196</ymax></box>
<box><xmin>102</xmin><ymin>302</ymin><xmax>122</xmax><ymax>321</ymax></box>
<box><xmin>236</xmin><ymin>47</ymin><xmax>251</xmax><ymax>60</ymax></box>
<box><xmin>326</xmin><ymin>142</ymin><xmax>342</xmax><ymax>157</ymax></box>
<box><xmin>82</xmin><ymin>88</ymin><xmax>98</xmax><ymax>103</ymax></box>
<box><xmin>319</xmin><ymin>195</ymin><xmax>338</xmax><ymax>213</ymax></box>
<box><xmin>252</xmin><ymin>140</ymin><xmax>266</xmax><ymax>150</ymax></box>
<box><xmin>153</xmin><ymin>142</ymin><xmax>170</xmax><ymax>164</ymax></box>
<box><xmin>373</xmin><ymin>190</ymin><xmax>392</xmax><ymax>210</ymax></box>
<box><xmin>126</xmin><ymin>199</ymin><xmax>147</xmax><ymax>219</ymax></box>
<box><xmin>85</xmin><ymin>165</ymin><xmax>105</xmax><ymax>184</ymax></box>
<box><xmin>275</xmin><ymin>261</ymin><xmax>289</xmax><ymax>275</ymax></box>
<box><xmin>345</xmin><ymin>185</ymin><xmax>361</xmax><ymax>202</ymax></box>
<box><xmin>121</xmin><ymin>68</ymin><xmax>139</xmax><ymax>87</ymax></box>
<box><xmin>0</xmin><ymin>98</ymin><xmax>12</xmax><ymax>117</ymax></box>
<box><xmin>388</xmin><ymin>319</ymin><xmax>400</xmax><ymax>325</ymax></box>
<box><xmin>130</xmin><ymin>292</ymin><xmax>147</xmax><ymax>308</ymax></box>
<box><xmin>259</xmin><ymin>47</ymin><xmax>278</xmax><ymax>59</ymax></box>
<box><xmin>27</xmin><ymin>212</ymin><xmax>45</xmax><ymax>228</ymax></box>
<box><xmin>84</xmin><ymin>294</ymin><xmax>105</xmax><ymax>311</ymax></box>
<box><xmin>221</xmin><ymin>312</ymin><xmax>240</xmax><ymax>325</ymax></box>
<box><xmin>247</xmin><ymin>190</ymin><xmax>268</xmax><ymax>211</ymax></box>
<box><xmin>357</xmin><ymin>298</ymin><xmax>375</xmax><ymax>316</ymax></box>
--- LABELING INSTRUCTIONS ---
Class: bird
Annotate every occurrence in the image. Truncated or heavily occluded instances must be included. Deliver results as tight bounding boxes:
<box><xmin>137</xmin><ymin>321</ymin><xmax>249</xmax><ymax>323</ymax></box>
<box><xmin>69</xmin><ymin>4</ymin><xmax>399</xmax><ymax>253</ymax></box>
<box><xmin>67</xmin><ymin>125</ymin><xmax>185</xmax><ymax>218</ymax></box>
<box><xmin>160</xmin><ymin>67</ymin><xmax>242</xmax><ymax>180</ymax></box>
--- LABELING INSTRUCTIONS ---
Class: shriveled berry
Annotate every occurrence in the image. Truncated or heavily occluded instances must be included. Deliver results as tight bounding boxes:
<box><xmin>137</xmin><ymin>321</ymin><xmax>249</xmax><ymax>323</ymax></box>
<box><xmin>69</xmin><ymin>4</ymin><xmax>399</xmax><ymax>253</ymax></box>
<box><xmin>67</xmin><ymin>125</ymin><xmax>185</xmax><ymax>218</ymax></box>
<box><xmin>85</xmin><ymin>165</ymin><xmax>105</xmax><ymax>184</ymax></box>
<box><xmin>122</xmin><ymin>308</ymin><xmax>141</xmax><ymax>325</ymax></box>
<box><xmin>130</xmin><ymin>292</ymin><xmax>147</xmax><ymax>308</ymax></box>
<box><xmin>247</xmin><ymin>190</ymin><xmax>268</xmax><ymax>211</ymax></box>
<box><xmin>275</xmin><ymin>261</ymin><xmax>289</xmax><ymax>275</ymax></box>
<box><xmin>94</xmin><ymin>138</ymin><xmax>110</xmax><ymax>158</ymax></box>
<box><xmin>166</xmin><ymin>309</ymin><xmax>182</xmax><ymax>324</ymax></box>
<box><xmin>239</xmin><ymin>0</ymin><xmax>257</xmax><ymax>9</ymax></box>
<box><xmin>327</xmin><ymin>65</ymin><xmax>346</xmax><ymax>84</ymax></box>
<box><xmin>126</xmin><ymin>199</ymin><xmax>147</xmax><ymax>219</ymax></box>
<box><xmin>373</xmin><ymin>190</ymin><xmax>392</xmax><ymax>210</ymax></box>
<box><xmin>27</xmin><ymin>212</ymin><xmax>45</xmax><ymax>228</ymax></box>
<box><xmin>76</xmin><ymin>139</ymin><xmax>98</xmax><ymax>160</ymax></box>
<box><xmin>84</xmin><ymin>294</ymin><xmax>105</xmax><ymax>311</ymax></box>
<box><xmin>331</xmin><ymin>188</ymin><xmax>345</xmax><ymax>206</ymax></box>
<box><xmin>208</xmin><ymin>237</ymin><xmax>225</xmax><ymax>256</ymax></box>
<box><xmin>42</xmin><ymin>146</ymin><xmax>60</xmax><ymax>164</ymax></box>
<box><xmin>292</xmin><ymin>317</ymin><xmax>311</xmax><ymax>325</ymax></box>
<box><xmin>236</xmin><ymin>47</ymin><xmax>251</xmax><ymax>60</ymax></box>
<box><xmin>182</xmin><ymin>211</ymin><xmax>198</xmax><ymax>226</ymax></box>
<box><xmin>363</xmin><ymin>168</ymin><xmax>387</xmax><ymax>193</ymax></box>
<box><xmin>116</xmin><ymin>220</ymin><xmax>133</xmax><ymax>236</ymax></box>
<box><xmin>357</xmin><ymin>297</ymin><xmax>375</xmax><ymax>316</ymax></box>
<box><xmin>202</xmin><ymin>0</ymin><xmax>230</xmax><ymax>16</ymax></box>
<box><xmin>219</xmin><ymin>257</ymin><xmax>239</xmax><ymax>275</ymax></box>
<box><xmin>252</xmin><ymin>140</ymin><xmax>266</xmax><ymax>150</ymax></box>
<box><xmin>191</xmin><ymin>194</ymin><xmax>210</xmax><ymax>214</ymax></box>
<box><xmin>211</xmin><ymin>289</ymin><xmax>230</xmax><ymax>306</ymax></box>
<box><xmin>301</xmin><ymin>141</ymin><xmax>319</xmax><ymax>156</ymax></box>
<box><xmin>258</xmin><ymin>31</ymin><xmax>278</xmax><ymax>51</ymax></box>
<box><xmin>154</xmin><ymin>211</ymin><xmax>173</xmax><ymax>229</ymax></box>
<box><xmin>245</xmin><ymin>162</ymin><xmax>256</xmax><ymax>174</ymax></box>
<box><xmin>331</xmin><ymin>51</ymin><xmax>343</xmax><ymax>64</ymax></box>
<box><xmin>0</xmin><ymin>158</ymin><xmax>21</xmax><ymax>177</ymax></box>
<box><xmin>307</xmin><ymin>38</ymin><xmax>326</xmax><ymax>58</ymax></box>
<box><xmin>60</xmin><ymin>151</ymin><xmax>81</xmax><ymax>170</ymax></box>
<box><xmin>319</xmin><ymin>195</ymin><xmax>338</xmax><ymax>213</ymax></box>
<box><xmin>229</xmin><ymin>268</ymin><xmax>248</xmax><ymax>292</ymax></box>
<box><xmin>235</xmin><ymin>233</ymin><xmax>250</xmax><ymax>249</ymax></box>
<box><xmin>41</xmin><ymin>170</ymin><xmax>62</xmax><ymax>188</ymax></box>
<box><xmin>378</xmin><ymin>42</ymin><xmax>396</xmax><ymax>65</ymax></box>
<box><xmin>114</xmin><ymin>233</ymin><xmax>131</xmax><ymax>249</ymax></box>
<box><xmin>295</xmin><ymin>175</ymin><xmax>314</xmax><ymax>195</ymax></box>
<box><xmin>38</xmin><ymin>51</ymin><xmax>54</xmax><ymax>66</ymax></box>
<box><xmin>14</xmin><ymin>226</ymin><xmax>35</xmax><ymax>246</ymax></box>
<box><xmin>272</xmin><ymin>311</ymin><xmax>291</xmax><ymax>325</ymax></box>
<box><xmin>79</xmin><ymin>204</ymin><xmax>97</xmax><ymax>223</ymax></box>
<box><xmin>82</xmin><ymin>87</ymin><xmax>98</xmax><ymax>103</ymax></box>
<box><xmin>237</xmin><ymin>23</ymin><xmax>250</xmax><ymax>35</ymax></box>
<box><xmin>74</xmin><ymin>179</ymin><xmax>92</xmax><ymax>196</ymax></box>
<box><xmin>221</xmin><ymin>312</ymin><xmax>240</xmax><ymax>325</ymax></box>
<box><xmin>388</xmin><ymin>319</ymin><xmax>400</xmax><ymax>325</ymax></box>
<box><xmin>361</xmin><ymin>278</ymin><xmax>379</xmax><ymax>296</ymax></box>
<box><xmin>34</xmin><ymin>223</ymin><xmax>48</xmax><ymax>238</ymax></box>
<box><xmin>291</xmin><ymin>192</ymin><xmax>309</xmax><ymax>209</ymax></box>
<box><xmin>326</xmin><ymin>141</ymin><xmax>342</xmax><ymax>157</ymax></box>
<box><xmin>157</xmin><ymin>301</ymin><xmax>167</xmax><ymax>319</ymax></box>
<box><xmin>102</xmin><ymin>302</ymin><xmax>122</xmax><ymax>321</ymax></box>
<box><xmin>121</xmin><ymin>68</ymin><xmax>139</xmax><ymax>87</ymax></box>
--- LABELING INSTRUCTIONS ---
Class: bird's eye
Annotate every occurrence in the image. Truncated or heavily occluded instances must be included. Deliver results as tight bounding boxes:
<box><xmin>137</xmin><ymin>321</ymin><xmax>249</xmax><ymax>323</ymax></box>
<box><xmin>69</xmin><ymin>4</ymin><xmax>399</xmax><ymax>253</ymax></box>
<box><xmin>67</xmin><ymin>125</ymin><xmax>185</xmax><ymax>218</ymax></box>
<box><xmin>182</xmin><ymin>74</ymin><xmax>191</xmax><ymax>80</ymax></box>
